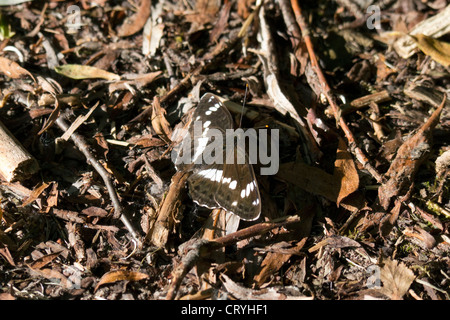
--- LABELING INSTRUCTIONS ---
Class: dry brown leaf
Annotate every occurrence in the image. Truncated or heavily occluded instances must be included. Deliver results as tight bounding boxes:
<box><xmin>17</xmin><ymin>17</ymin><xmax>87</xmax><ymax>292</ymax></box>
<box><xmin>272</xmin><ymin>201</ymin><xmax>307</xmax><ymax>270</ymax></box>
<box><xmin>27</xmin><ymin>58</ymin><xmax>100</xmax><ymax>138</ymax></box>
<box><xmin>45</xmin><ymin>182</ymin><xmax>58</xmax><ymax>212</ymax></box>
<box><xmin>109</xmin><ymin>71</ymin><xmax>162</xmax><ymax>93</ymax></box>
<box><xmin>38</xmin><ymin>98</ymin><xmax>60</xmax><ymax>135</ymax></box>
<box><xmin>28</xmin><ymin>251</ymin><xmax>62</xmax><ymax>270</ymax></box>
<box><xmin>334</xmin><ymin>137</ymin><xmax>359</xmax><ymax>205</ymax></box>
<box><xmin>411</xmin><ymin>34</ymin><xmax>450</xmax><ymax>67</ymax></box>
<box><xmin>308</xmin><ymin>235</ymin><xmax>361</xmax><ymax>253</ymax></box>
<box><xmin>185</xmin><ymin>0</ymin><xmax>220</xmax><ymax>25</ymax></box>
<box><xmin>209</xmin><ymin>0</ymin><xmax>232</xmax><ymax>43</ymax></box>
<box><xmin>81</xmin><ymin>206</ymin><xmax>109</xmax><ymax>217</ymax></box>
<box><xmin>117</xmin><ymin>0</ymin><xmax>151</xmax><ymax>37</ymax></box>
<box><xmin>277</xmin><ymin>162</ymin><xmax>336</xmax><ymax>202</ymax></box>
<box><xmin>151</xmin><ymin>96</ymin><xmax>172</xmax><ymax>143</ymax></box>
<box><xmin>28</xmin><ymin>268</ymin><xmax>72</xmax><ymax>289</ymax></box>
<box><xmin>254</xmin><ymin>239</ymin><xmax>306</xmax><ymax>287</ymax></box>
<box><xmin>128</xmin><ymin>135</ymin><xmax>166</xmax><ymax>148</ymax></box>
<box><xmin>379</xmin><ymin>258</ymin><xmax>415</xmax><ymax>300</ymax></box>
<box><xmin>0</xmin><ymin>56</ymin><xmax>35</xmax><ymax>81</ymax></box>
<box><xmin>147</xmin><ymin>171</ymin><xmax>189</xmax><ymax>248</ymax></box>
<box><xmin>60</xmin><ymin>102</ymin><xmax>99</xmax><ymax>141</ymax></box>
<box><xmin>221</xmin><ymin>274</ymin><xmax>312</xmax><ymax>300</ymax></box>
<box><xmin>378</xmin><ymin>95</ymin><xmax>446</xmax><ymax>210</ymax></box>
<box><xmin>0</xmin><ymin>293</ymin><xmax>15</xmax><ymax>300</ymax></box>
<box><xmin>94</xmin><ymin>270</ymin><xmax>149</xmax><ymax>292</ymax></box>
<box><xmin>277</xmin><ymin>139</ymin><xmax>358</xmax><ymax>206</ymax></box>
<box><xmin>21</xmin><ymin>182</ymin><xmax>50</xmax><ymax>207</ymax></box>
<box><xmin>0</xmin><ymin>246</ymin><xmax>15</xmax><ymax>266</ymax></box>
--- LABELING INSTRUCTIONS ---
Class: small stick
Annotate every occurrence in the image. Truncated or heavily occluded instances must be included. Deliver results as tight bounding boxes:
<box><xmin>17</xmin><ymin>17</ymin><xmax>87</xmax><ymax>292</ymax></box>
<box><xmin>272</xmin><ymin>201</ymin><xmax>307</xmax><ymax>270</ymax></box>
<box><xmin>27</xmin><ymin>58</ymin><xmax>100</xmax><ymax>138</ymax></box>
<box><xmin>0</xmin><ymin>120</ymin><xmax>39</xmax><ymax>182</ymax></box>
<box><xmin>290</xmin><ymin>0</ymin><xmax>383</xmax><ymax>183</ymax></box>
<box><xmin>55</xmin><ymin>115</ymin><xmax>141</xmax><ymax>245</ymax></box>
<box><xmin>341</xmin><ymin>90</ymin><xmax>391</xmax><ymax>115</ymax></box>
<box><xmin>166</xmin><ymin>215</ymin><xmax>301</xmax><ymax>300</ymax></box>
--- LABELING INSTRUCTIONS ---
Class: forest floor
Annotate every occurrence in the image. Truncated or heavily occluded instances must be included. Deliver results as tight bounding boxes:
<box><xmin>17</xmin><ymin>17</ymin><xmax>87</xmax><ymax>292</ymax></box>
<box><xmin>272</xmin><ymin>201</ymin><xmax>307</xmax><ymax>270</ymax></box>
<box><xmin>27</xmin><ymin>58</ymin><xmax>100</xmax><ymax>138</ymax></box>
<box><xmin>0</xmin><ymin>0</ymin><xmax>449</xmax><ymax>301</ymax></box>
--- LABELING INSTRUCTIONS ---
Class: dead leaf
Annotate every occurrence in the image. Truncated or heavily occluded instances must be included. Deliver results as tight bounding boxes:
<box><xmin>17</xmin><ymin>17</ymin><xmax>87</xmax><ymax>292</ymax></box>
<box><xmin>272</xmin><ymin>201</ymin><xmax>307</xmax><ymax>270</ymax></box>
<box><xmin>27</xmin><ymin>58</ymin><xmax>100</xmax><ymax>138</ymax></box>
<box><xmin>109</xmin><ymin>71</ymin><xmax>162</xmax><ymax>93</ymax></box>
<box><xmin>277</xmin><ymin>139</ymin><xmax>359</xmax><ymax>207</ymax></box>
<box><xmin>375</xmin><ymin>54</ymin><xmax>397</xmax><ymax>83</ymax></box>
<box><xmin>0</xmin><ymin>56</ymin><xmax>35</xmax><ymax>81</ymax></box>
<box><xmin>403</xmin><ymin>227</ymin><xmax>436</xmax><ymax>249</ymax></box>
<box><xmin>0</xmin><ymin>293</ymin><xmax>15</xmax><ymax>300</ymax></box>
<box><xmin>209</xmin><ymin>0</ymin><xmax>232</xmax><ymax>43</ymax></box>
<box><xmin>45</xmin><ymin>182</ymin><xmax>58</xmax><ymax>211</ymax></box>
<box><xmin>128</xmin><ymin>135</ymin><xmax>166</xmax><ymax>148</ymax></box>
<box><xmin>392</xmin><ymin>5</ymin><xmax>450</xmax><ymax>59</ymax></box>
<box><xmin>28</xmin><ymin>251</ymin><xmax>62</xmax><ymax>270</ymax></box>
<box><xmin>81</xmin><ymin>206</ymin><xmax>109</xmax><ymax>217</ymax></box>
<box><xmin>221</xmin><ymin>274</ymin><xmax>312</xmax><ymax>300</ymax></box>
<box><xmin>28</xmin><ymin>268</ymin><xmax>72</xmax><ymax>289</ymax></box>
<box><xmin>379</xmin><ymin>258</ymin><xmax>415</xmax><ymax>300</ymax></box>
<box><xmin>147</xmin><ymin>171</ymin><xmax>189</xmax><ymax>248</ymax></box>
<box><xmin>254</xmin><ymin>239</ymin><xmax>306</xmax><ymax>286</ymax></box>
<box><xmin>143</xmin><ymin>19</ymin><xmax>164</xmax><ymax>57</ymax></box>
<box><xmin>308</xmin><ymin>235</ymin><xmax>361</xmax><ymax>252</ymax></box>
<box><xmin>117</xmin><ymin>0</ymin><xmax>151</xmax><ymax>37</ymax></box>
<box><xmin>410</xmin><ymin>34</ymin><xmax>450</xmax><ymax>67</ymax></box>
<box><xmin>378</xmin><ymin>95</ymin><xmax>446</xmax><ymax>210</ymax></box>
<box><xmin>0</xmin><ymin>246</ymin><xmax>15</xmax><ymax>266</ymax></box>
<box><xmin>277</xmin><ymin>162</ymin><xmax>336</xmax><ymax>202</ymax></box>
<box><xmin>94</xmin><ymin>270</ymin><xmax>149</xmax><ymax>292</ymax></box>
<box><xmin>55</xmin><ymin>64</ymin><xmax>120</xmax><ymax>81</ymax></box>
<box><xmin>334</xmin><ymin>137</ymin><xmax>359</xmax><ymax>205</ymax></box>
<box><xmin>60</xmin><ymin>102</ymin><xmax>99</xmax><ymax>141</ymax></box>
<box><xmin>151</xmin><ymin>96</ymin><xmax>172</xmax><ymax>143</ymax></box>
<box><xmin>38</xmin><ymin>98</ymin><xmax>60</xmax><ymax>135</ymax></box>
<box><xmin>22</xmin><ymin>182</ymin><xmax>50</xmax><ymax>207</ymax></box>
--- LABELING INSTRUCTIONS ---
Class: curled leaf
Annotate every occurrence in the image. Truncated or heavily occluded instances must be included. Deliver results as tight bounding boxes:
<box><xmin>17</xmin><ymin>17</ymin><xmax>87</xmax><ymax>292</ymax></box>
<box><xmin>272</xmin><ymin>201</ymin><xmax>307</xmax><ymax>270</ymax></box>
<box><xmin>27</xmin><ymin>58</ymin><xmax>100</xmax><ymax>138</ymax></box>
<box><xmin>55</xmin><ymin>64</ymin><xmax>120</xmax><ymax>81</ymax></box>
<box><xmin>151</xmin><ymin>96</ymin><xmax>172</xmax><ymax>143</ymax></box>
<box><xmin>410</xmin><ymin>34</ymin><xmax>450</xmax><ymax>67</ymax></box>
<box><xmin>334</xmin><ymin>137</ymin><xmax>359</xmax><ymax>205</ymax></box>
<box><xmin>117</xmin><ymin>0</ymin><xmax>151</xmax><ymax>37</ymax></box>
<box><xmin>94</xmin><ymin>270</ymin><xmax>149</xmax><ymax>292</ymax></box>
<box><xmin>0</xmin><ymin>56</ymin><xmax>35</xmax><ymax>81</ymax></box>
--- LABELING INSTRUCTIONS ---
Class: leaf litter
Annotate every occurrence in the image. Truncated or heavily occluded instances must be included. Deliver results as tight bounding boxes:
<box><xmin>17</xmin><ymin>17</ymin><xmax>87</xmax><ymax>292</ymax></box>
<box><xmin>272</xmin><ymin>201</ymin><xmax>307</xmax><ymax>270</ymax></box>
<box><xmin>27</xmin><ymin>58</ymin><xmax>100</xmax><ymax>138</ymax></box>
<box><xmin>0</xmin><ymin>0</ymin><xmax>449</xmax><ymax>301</ymax></box>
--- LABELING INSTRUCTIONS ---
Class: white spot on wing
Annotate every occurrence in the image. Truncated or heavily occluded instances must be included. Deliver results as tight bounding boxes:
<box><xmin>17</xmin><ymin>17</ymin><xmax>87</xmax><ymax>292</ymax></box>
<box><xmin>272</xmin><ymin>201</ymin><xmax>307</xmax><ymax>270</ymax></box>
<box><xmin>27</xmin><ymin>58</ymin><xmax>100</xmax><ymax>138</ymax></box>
<box><xmin>203</xmin><ymin>121</ymin><xmax>211</xmax><ymax>128</ymax></box>
<box><xmin>192</xmin><ymin>137</ymin><xmax>208</xmax><ymax>162</ymax></box>
<box><xmin>240</xmin><ymin>189</ymin><xmax>246</xmax><ymax>198</ymax></box>
<box><xmin>231</xmin><ymin>201</ymin><xmax>238</xmax><ymax>206</ymax></box>
<box><xmin>229</xmin><ymin>180</ymin><xmax>237</xmax><ymax>190</ymax></box>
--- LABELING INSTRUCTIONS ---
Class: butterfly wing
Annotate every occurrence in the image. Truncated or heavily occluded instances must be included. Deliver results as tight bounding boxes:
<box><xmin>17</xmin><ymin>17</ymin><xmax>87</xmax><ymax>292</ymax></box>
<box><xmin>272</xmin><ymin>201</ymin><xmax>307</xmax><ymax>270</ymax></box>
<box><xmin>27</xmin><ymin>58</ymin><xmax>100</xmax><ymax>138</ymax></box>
<box><xmin>174</xmin><ymin>93</ymin><xmax>233</xmax><ymax>172</ymax></box>
<box><xmin>187</xmin><ymin>164</ymin><xmax>224</xmax><ymax>209</ymax></box>
<box><xmin>175</xmin><ymin>93</ymin><xmax>261</xmax><ymax>221</ymax></box>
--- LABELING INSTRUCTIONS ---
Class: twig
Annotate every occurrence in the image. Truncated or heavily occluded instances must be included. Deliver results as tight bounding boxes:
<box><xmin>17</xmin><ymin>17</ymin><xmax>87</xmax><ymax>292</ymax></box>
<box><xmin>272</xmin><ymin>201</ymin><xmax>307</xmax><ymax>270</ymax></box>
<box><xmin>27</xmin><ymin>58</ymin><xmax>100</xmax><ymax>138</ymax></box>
<box><xmin>146</xmin><ymin>171</ymin><xmax>189</xmax><ymax>248</ymax></box>
<box><xmin>55</xmin><ymin>114</ymin><xmax>141</xmax><ymax>245</ymax></box>
<box><xmin>290</xmin><ymin>0</ymin><xmax>383</xmax><ymax>183</ymax></box>
<box><xmin>165</xmin><ymin>215</ymin><xmax>301</xmax><ymax>300</ymax></box>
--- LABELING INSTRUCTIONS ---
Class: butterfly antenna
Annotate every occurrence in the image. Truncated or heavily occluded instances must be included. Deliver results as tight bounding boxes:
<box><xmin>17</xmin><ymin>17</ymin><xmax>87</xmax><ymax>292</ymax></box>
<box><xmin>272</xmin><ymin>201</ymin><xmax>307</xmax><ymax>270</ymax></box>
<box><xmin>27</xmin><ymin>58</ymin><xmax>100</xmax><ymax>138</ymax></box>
<box><xmin>239</xmin><ymin>83</ymin><xmax>249</xmax><ymax>129</ymax></box>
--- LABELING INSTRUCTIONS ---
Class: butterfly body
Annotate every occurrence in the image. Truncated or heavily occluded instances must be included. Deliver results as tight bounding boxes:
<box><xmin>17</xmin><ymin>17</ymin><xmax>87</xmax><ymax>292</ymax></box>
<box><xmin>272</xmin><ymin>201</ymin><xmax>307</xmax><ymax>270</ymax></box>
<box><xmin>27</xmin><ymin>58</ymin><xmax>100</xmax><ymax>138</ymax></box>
<box><xmin>173</xmin><ymin>93</ymin><xmax>261</xmax><ymax>221</ymax></box>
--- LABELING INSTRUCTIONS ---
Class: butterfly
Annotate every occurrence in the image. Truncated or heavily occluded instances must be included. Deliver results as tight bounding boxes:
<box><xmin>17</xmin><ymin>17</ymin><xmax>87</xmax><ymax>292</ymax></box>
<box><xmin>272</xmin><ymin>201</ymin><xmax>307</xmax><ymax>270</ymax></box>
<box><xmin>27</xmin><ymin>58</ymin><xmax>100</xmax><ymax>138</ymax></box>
<box><xmin>172</xmin><ymin>93</ymin><xmax>261</xmax><ymax>221</ymax></box>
